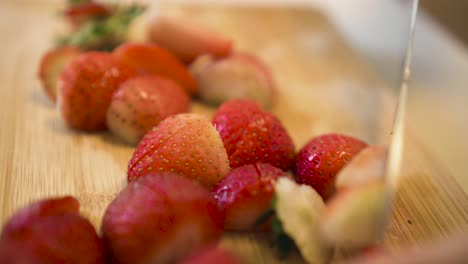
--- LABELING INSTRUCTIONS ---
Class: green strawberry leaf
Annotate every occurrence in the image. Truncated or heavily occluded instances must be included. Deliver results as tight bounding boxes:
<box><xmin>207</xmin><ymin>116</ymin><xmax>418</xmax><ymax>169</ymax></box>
<box><xmin>253</xmin><ymin>195</ymin><xmax>297</xmax><ymax>259</ymax></box>
<box><xmin>59</xmin><ymin>4</ymin><xmax>146</xmax><ymax>51</ymax></box>
<box><xmin>271</xmin><ymin>216</ymin><xmax>296</xmax><ymax>259</ymax></box>
<box><xmin>67</xmin><ymin>0</ymin><xmax>91</xmax><ymax>5</ymax></box>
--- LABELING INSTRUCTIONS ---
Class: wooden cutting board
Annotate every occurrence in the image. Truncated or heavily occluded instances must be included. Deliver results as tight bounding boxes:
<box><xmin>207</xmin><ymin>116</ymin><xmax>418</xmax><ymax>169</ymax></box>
<box><xmin>0</xmin><ymin>2</ymin><xmax>467</xmax><ymax>263</ymax></box>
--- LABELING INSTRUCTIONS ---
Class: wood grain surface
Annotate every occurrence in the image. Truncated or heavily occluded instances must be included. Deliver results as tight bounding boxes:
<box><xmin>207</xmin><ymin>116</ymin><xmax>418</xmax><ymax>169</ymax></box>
<box><xmin>0</xmin><ymin>2</ymin><xmax>467</xmax><ymax>263</ymax></box>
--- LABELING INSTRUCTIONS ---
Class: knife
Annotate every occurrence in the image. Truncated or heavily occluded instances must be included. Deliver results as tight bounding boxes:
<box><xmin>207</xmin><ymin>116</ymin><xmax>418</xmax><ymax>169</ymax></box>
<box><xmin>379</xmin><ymin>0</ymin><xmax>419</xmax><ymax>235</ymax></box>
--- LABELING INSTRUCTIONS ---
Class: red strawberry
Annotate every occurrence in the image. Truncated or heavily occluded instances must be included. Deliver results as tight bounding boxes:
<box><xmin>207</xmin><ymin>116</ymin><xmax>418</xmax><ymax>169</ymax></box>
<box><xmin>211</xmin><ymin>163</ymin><xmax>288</xmax><ymax>231</ymax></box>
<box><xmin>64</xmin><ymin>2</ymin><xmax>111</xmax><ymax>28</ymax></box>
<box><xmin>38</xmin><ymin>46</ymin><xmax>81</xmax><ymax>102</ymax></box>
<box><xmin>113</xmin><ymin>43</ymin><xmax>198</xmax><ymax>95</ymax></box>
<box><xmin>181</xmin><ymin>245</ymin><xmax>241</xmax><ymax>264</ymax></box>
<box><xmin>190</xmin><ymin>52</ymin><xmax>276</xmax><ymax>109</ymax></box>
<box><xmin>58</xmin><ymin>52</ymin><xmax>136</xmax><ymax>131</ymax></box>
<box><xmin>106</xmin><ymin>75</ymin><xmax>190</xmax><ymax>145</ymax></box>
<box><xmin>295</xmin><ymin>133</ymin><xmax>368</xmax><ymax>199</ymax></box>
<box><xmin>101</xmin><ymin>172</ymin><xmax>224</xmax><ymax>264</ymax></box>
<box><xmin>127</xmin><ymin>113</ymin><xmax>230</xmax><ymax>188</ymax></box>
<box><xmin>212</xmin><ymin>99</ymin><xmax>295</xmax><ymax>170</ymax></box>
<box><xmin>0</xmin><ymin>240</ymin><xmax>42</xmax><ymax>264</ymax></box>
<box><xmin>149</xmin><ymin>16</ymin><xmax>233</xmax><ymax>63</ymax></box>
<box><xmin>1</xmin><ymin>196</ymin><xmax>79</xmax><ymax>238</ymax></box>
<box><xmin>0</xmin><ymin>197</ymin><xmax>104</xmax><ymax>264</ymax></box>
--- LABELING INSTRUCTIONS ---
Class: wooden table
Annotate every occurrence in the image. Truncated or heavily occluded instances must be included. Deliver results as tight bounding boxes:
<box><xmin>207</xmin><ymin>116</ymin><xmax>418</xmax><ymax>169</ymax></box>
<box><xmin>1</xmin><ymin>1</ymin><xmax>467</xmax><ymax>263</ymax></box>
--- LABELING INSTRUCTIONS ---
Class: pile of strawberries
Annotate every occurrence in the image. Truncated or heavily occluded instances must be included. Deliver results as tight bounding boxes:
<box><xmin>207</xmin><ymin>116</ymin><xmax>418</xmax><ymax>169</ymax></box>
<box><xmin>0</xmin><ymin>1</ymin><xmax>388</xmax><ymax>264</ymax></box>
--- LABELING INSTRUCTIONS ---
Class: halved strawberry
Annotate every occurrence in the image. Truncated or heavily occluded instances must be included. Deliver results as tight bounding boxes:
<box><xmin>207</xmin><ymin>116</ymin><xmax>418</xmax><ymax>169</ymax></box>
<box><xmin>106</xmin><ymin>75</ymin><xmax>190</xmax><ymax>145</ymax></box>
<box><xmin>0</xmin><ymin>197</ymin><xmax>104</xmax><ymax>264</ymax></box>
<box><xmin>1</xmin><ymin>196</ymin><xmax>79</xmax><ymax>238</ymax></box>
<box><xmin>211</xmin><ymin>163</ymin><xmax>288</xmax><ymax>231</ymax></box>
<box><xmin>127</xmin><ymin>113</ymin><xmax>230</xmax><ymax>187</ymax></box>
<box><xmin>101</xmin><ymin>172</ymin><xmax>224</xmax><ymax>264</ymax></box>
<box><xmin>181</xmin><ymin>245</ymin><xmax>241</xmax><ymax>264</ymax></box>
<box><xmin>149</xmin><ymin>16</ymin><xmax>233</xmax><ymax>63</ymax></box>
<box><xmin>38</xmin><ymin>47</ymin><xmax>81</xmax><ymax>102</ymax></box>
<box><xmin>295</xmin><ymin>133</ymin><xmax>368</xmax><ymax>199</ymax></box>
<box><xmin>113</xmin><ymin>43</ymin><xmax>198</xmax><ymax>95</ymax></box>
<box><xmin>320</xmin><ymin>181</ymin><xmax>386</xmax><ymax>250</ymax></box>
<box><xmin>212</xmin><ymin>99</ymin><xmax>295</xmax><ymax>171</ymax></box>
<box><xmin>274</xmin><ymin>177</ymin><xmax>330</xmax><ymax>264</ymax></box>
<box><xmin>58</xmin><ymin>51</ymin><xmax>136</xmax><ymax>131</ymax></box>
<box><xmin>335</xmin><ymin>145</ymin><xmax>387</xmax><ymax>189</ymax></box>
<box><xmin>190</xmin><ymin>52</ymin><xmax>276</xmax><ymax>109</ymax></box>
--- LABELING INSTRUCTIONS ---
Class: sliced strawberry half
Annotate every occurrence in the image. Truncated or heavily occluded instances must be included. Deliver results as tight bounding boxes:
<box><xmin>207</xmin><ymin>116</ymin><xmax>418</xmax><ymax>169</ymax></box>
<box><xmin>106</xmin><ymin>75</ymin><xmax>190</xmax><ymax>145</ymax></box>
<box><xmin>211</xmin><ymin>163</ymin><xmax>288</xmax><ymax>231</ymax></box>
<box><xmin>38</xmin><ymin>47</ymin><xmax>81</xmax><ymax>103</ymax></box>
<box><xmin>149</xmin><ymin>16</ymin><xmax>233</xmax><ymax>63</ymax></box>
<box><xmin>101</xmin><ymin>172</ymin><xmax>224</xmax><ymax>264</ymax></box>
<box><xmin>190</xmin><ymin>52</ymin><xmax>276</xmax><ymax>109</ymax></box>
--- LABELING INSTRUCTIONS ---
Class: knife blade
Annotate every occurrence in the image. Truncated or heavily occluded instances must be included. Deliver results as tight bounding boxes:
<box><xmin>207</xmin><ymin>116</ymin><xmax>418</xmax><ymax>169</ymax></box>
<box><xmin>380</xmin><ymin>0</ymin><xmax>419</xmax><ymax>231</ymax></box>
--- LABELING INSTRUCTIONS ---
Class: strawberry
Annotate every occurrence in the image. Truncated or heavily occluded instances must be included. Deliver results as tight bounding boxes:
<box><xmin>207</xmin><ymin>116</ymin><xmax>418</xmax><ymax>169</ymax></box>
<box><xmin>190</xmin><ymin>52</ymin><xmax>276</xmax><ymax>109</ymax></box>
<box><xmin>113</xmin><ymin>43</ymin><xmax>198</xmax><ymax>95</ymax></box>
<box><xmin>127</xmin><ymin>113</ymin><xmax>230</xmax><ymax>187</ymax></box>
<box><xmin>101</xmin><ymin>172</ymin><xmax>224</xmax><ymax>264</ymax></box>
<box><xmin>64</xmin><ymin>2</ymin><xmax>111</xmax><ymax>28</ymax></box>
<box><xmin>0</xmin><ymin>197</ymin><xmax>104</xmax><ymax>264</ymax></box>
<box><xmin>211</xmin><ymin>163</ymin><xmax>288</xmax><ymax>231</ymax></box>
<box><xmin>58</xmin><ymin>51</ymin><xmax>136</xmax><ymax>131</ymax></box>
<box><xmin>320</xmin><ymin>181</ymin><xmax>386</xmax><ymax>250</ymax></box>
<box><xmin>335</xmin><ymin>145</ymin><xmax>387</xmax><ymax>189</ymax></box>
<box><xmin>106</xmin><ymin>75</ymin><xmax>190</xmax><ymax>145</ymax></box>
<box><xmin>212</xmin><ymin>99</ymin><xmax>295</xmax><ymax>171</ymax></box>
<box><xmin>181</xmin><ymin>245</ymin><xmax>241</xmax><ymax>264</ymax></box>
<box><xmin>295</xmin><ymin>133</ymin><xmax>368</xmax><ymax>199</ymax></box>
<box><xmin>274</xmin><ymin>177</ymin><xmax>330</xmax><ymax>264</ymax></box>
<box><xmin>149</xmin><ymin>16</ymin><xmax>233</xmax><ymax>63</ymax></box>
<box><xmin>1</xmin><ymin>196</ymin><xmax>79</xmax><ymax>238</ymax></box>
<box><xmin>0</xmin><ymin>240</ymin><xmax>42</xmax><ymax>264</ymax></box>
<box><xmin>38</xmin><ymin>47</ymin><xmax>80</xmax><ymax>102</ymax></box>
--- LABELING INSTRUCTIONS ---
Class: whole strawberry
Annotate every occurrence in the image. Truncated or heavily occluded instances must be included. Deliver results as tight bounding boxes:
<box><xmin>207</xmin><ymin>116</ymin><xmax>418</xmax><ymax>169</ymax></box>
<box><xmin>191</xmin><ymin>52</ymin><xmax>276</xmax><ymax>109</ymax></box>
<box><xmin>113</xmin><ymin>43</ymin><xmax>198</xmax><ymax>95</ymax></box>
<box><xmin>101</xmin><ymin>172</ymin><xmax>224</xmax><ymax>264</ymax></box>
<box><xmin>127</xmin><ymin>113</ymin><xmax>230</xmax><ymax>187</ymax></box>
<box><xmin>58</xmin><ymin>52</ymin><xmax>136</xmax><ymax>131</ymax></box>
<box><xmin>1</xmin><ymin>196</ymin><xmax>79</xmax><ymax>238</ymax></box>
<box><xmin>107</xmin><ymin>75</ymin><xmax>190</xmax><ymax>145</ymax></box>
<box><xmin>212</xmin><ymin>99</ymin><xmax>295</xmax><ymax>171</ymax></box>
<box><xmin>0</xmin><ymin>196</ymin><xmax>104</xmax><ymax>264</ymax></box>
<box><xmin>211</xmin><ymin>163</ymin><xmax>288</xmax><ymax>231</ymax></box>
<box><xmin>295</xmin><ymin>134</ymin><xmax>368</xmax><ymax>199</ymax></box>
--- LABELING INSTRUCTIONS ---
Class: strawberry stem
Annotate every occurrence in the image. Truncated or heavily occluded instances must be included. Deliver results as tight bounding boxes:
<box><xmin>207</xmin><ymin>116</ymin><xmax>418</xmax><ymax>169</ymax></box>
<box><xmin>59</xmin><ymin>4</ymin><xmax>146</xmax><ymax>51</ymax></box>
<box><xmin>271</xmin><ymin>217</ymin><xmax>296</xmax><ymax>259</ymax></box>
<box><xmin>254</xmin><ymin>195</ymin><xmax>297</xmax><ymax>259</ymax></box>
